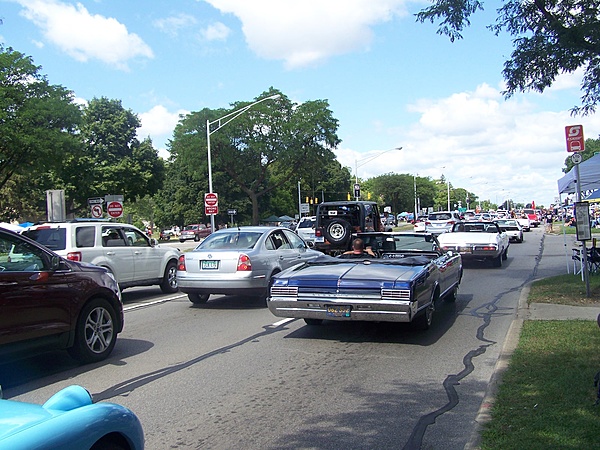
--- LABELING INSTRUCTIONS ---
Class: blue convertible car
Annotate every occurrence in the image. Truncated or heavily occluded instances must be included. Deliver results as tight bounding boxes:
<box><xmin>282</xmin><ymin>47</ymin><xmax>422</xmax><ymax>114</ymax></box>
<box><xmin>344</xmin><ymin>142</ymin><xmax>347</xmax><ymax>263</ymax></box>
<box><xmin>267</xmin><ymin>232</ymin><xmax>463</xmax><ymax>329</ymax></box>
<box><xmin>0</xmin><ymin>385</ymin><xmax>144</xmax><ymax>449</ymax></box>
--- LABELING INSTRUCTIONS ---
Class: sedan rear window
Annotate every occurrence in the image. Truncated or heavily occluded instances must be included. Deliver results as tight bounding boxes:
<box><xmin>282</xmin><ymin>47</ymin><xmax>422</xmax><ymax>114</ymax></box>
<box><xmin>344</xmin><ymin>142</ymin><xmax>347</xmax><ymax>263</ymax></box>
<box><xmin>428</xmin><ymin>213</ymin><xmax>452</xmax><ymax>220</ymax></box>
<box><xmin>198</xmin><ymin>232</ymin><xmax>262</xmax><ymax>249</ymax></box>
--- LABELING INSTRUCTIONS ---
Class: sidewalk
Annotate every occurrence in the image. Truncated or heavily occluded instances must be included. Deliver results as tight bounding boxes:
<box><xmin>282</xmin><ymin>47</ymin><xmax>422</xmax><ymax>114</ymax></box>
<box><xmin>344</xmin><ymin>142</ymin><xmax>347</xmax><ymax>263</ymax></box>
<box><xmin>466</xmin><ymin>231</ymin><xmax>600</xmax><ymax>449</ymax></box>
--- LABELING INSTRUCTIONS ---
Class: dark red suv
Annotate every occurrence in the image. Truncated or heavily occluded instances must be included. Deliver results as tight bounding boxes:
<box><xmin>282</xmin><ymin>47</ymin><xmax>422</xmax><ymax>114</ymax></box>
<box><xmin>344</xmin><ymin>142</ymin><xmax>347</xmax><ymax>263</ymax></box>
<box><xmin>0</xmin><ymin>227</ymin><xmax>123</xmax><ymax>364</ymax></box>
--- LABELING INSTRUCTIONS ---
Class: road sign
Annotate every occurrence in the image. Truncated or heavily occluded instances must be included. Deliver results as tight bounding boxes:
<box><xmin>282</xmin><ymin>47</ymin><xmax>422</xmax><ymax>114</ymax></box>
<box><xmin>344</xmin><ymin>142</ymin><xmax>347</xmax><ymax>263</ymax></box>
<box><xmin>354</xmin><ymin>183</ymin><xmax>360</xmax><ymax>198</ymax></box>
<box><xmin>205</xmin><ymin>192</ymin><xmax>218</xmax><ymax>215</ymax></box>
<box><xmin>565</xmin><ymin>125</ymin><xmax>585</xmax><ymax>152</ymax></box>
<box><xmin>87</xmin><ymin>197</ymin><xmax>104</xmax><ymax>205</ymax></box>
<box><xmin>300</xmin><ymin>203</ymin><xmax>309</xmax><ymax>213</ymax></box>
<box><xmin>106</xmin><ymin>201</ymin><xmax>123</xmax><ymax>218</ymax></box>
<box><xmin>227</xmin><ymin>209</ymin><xmax>237</xmax><ymax>215</ymax></box>
<box><xmin>91</xmin><ymin>204</ymin><xmax>103</xmax><ymax>218</ymax></box>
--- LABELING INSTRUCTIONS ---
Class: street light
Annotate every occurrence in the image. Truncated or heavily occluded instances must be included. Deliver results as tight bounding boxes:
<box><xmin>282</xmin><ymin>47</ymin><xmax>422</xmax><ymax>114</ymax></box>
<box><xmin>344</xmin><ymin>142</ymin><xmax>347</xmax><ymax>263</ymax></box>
<box><xmin>354</xmin><ymin>147</ymin><xmax>402</xmax><ymax>199</ymax></box>
<box><xmin>206</xmin><ymin>94</ymin><xmax>280</xmax><ymax>230</ymax></box>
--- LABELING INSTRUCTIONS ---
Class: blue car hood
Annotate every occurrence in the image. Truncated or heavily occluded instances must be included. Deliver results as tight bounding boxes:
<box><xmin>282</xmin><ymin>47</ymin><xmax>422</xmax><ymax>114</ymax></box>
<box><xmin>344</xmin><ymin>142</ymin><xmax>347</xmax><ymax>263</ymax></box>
<box><xmin>0</xmin><ymin>399</ymin><xmax>60</xmax><ymax>440</ymax></box>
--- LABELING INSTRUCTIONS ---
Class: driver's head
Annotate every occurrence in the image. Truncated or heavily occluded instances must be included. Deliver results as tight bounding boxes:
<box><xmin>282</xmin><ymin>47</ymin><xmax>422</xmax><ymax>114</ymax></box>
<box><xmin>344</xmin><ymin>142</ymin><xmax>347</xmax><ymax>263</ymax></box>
<box><xmin>352</xmin><ymin>238</ymin><xmax>365</xmax><ymax>251</ymax></box>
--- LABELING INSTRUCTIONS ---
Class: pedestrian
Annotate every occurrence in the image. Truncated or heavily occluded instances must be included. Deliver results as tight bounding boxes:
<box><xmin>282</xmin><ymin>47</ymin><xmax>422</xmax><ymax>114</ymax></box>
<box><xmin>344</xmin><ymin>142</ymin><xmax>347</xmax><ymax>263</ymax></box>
<box><xmin>545</xmin><ymin>211</ymin><xmax>554</xmax><ymax>233</ymax></box>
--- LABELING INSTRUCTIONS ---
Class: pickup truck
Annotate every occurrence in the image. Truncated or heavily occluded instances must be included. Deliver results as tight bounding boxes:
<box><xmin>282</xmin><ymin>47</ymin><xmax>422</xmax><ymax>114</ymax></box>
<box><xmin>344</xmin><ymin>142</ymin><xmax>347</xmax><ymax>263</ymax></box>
<box><xmin>179</xmin><ymin>224</ymin><xmax>212</xmax><ymax>242</ymax></box>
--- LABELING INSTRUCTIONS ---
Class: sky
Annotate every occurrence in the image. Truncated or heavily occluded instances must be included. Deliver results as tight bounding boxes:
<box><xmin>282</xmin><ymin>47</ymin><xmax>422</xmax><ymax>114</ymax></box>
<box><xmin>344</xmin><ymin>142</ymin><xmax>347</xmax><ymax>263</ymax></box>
<box><xmin>2</xmin><ymin>0</ymin><xmax>599</xmax><ymax>209</ymax></box>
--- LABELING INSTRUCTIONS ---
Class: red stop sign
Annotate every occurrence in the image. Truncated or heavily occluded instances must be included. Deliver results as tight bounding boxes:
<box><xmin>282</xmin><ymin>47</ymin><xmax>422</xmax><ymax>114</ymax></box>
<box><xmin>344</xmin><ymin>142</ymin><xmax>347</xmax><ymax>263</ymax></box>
<box><xmin>107</xmin><ymin>201</ymin><xmax>123</xmax><ymax>218</ymax></box>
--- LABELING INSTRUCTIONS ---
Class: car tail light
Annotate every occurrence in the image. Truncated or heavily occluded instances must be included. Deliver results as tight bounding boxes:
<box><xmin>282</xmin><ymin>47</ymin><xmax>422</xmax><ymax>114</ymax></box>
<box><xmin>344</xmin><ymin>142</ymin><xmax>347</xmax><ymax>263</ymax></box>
<box><xmin>425</xmin><ymin>221</ymin><xmax>431</xmax><ymax>225</ymax></box>
<box><xmin>178</xmin><ymin>254</ymin><xmax>186</xmax><ymax>271</ymax></box>
<box><xmin>315</xmin><ymin>228</ymin><xmax>323</xmax><ymax>237</ymax></box>
<box><xmin>448</xmin><ymin>220</ymin><xmax>456</xmax><ymax>225</ymax></box>
<box><xmin>237</xmin><ymin>254</ymin><xmax>252</xmax><ymax>271</ymax></box>
<box><xmin>66</xmin><ymin>252</ymin><xmax>82</xmax><ymax>261</ymax></box>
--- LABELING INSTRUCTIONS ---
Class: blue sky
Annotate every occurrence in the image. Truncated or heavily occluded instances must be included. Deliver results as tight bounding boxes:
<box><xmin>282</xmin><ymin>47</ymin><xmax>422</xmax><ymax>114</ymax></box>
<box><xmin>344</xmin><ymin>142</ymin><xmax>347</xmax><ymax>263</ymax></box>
<box><xmin>2</xmin><ymin>0</ymin><xmax>599</xmax><ymax>208</ymax></box>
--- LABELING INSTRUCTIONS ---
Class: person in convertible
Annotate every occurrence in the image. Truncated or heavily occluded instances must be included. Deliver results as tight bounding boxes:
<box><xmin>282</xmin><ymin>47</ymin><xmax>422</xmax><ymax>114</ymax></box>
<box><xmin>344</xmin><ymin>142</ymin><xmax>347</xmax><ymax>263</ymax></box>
<box><xmin>339</xmin><ymin>238</ymin><xmax>376</xmax><ymax>258</ymax></box>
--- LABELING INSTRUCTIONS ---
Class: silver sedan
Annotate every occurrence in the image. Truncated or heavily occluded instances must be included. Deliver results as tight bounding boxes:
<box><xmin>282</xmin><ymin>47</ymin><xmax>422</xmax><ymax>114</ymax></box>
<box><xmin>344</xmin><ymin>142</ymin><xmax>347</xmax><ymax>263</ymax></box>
<box><xmin>177</xmin><ymin>226</ymin><xmax>321</xmax><ymax>304</ymax></box>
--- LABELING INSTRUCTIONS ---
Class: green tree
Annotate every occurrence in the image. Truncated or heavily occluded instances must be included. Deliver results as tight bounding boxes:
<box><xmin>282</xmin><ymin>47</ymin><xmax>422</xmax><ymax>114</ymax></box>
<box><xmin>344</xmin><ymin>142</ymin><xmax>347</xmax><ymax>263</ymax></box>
<box><xmin>0</xmin><ymin>46</ymin><xmax>81</xmax><ymax>219</ymax></box>
<box><xmin>57</xmin><ymin>97</ymin><xmax>165</xmax><ymax>215</ymax></box>
<box><xmin>166</xmin><ymin>88</ymin><xmax>342</xmax><ymax>225</ymax></box>
<box><xmin>416</xmin><ymin>0</ymin><xmax>600</xmax><ymax>113</ymax></box>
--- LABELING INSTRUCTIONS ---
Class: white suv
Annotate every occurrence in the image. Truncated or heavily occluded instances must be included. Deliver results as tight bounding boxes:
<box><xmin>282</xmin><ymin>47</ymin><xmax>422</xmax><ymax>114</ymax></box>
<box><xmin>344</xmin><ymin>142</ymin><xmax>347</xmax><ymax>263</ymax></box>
<box><xmin>23</xmin><ymin>220</ymin><xmax>181</xmax><ymax>293</ymax></box>
<box><xmin>295</xmin><ymin>216</ymin><xmax>316</xmax><ymax>243</ymax></box>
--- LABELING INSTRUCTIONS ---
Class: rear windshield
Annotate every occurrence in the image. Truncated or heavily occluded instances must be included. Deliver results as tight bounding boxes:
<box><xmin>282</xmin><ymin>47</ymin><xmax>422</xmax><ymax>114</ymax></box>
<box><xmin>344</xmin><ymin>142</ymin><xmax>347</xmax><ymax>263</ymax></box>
<box><xmin>428</xmin><ymin>213</ymin><xmax>452</xmax><ymax>220</ymax></box>
<box><xmin>198</xmin><ymin>231</ymin><xmax>262</xmax><ymax>250</ymax></box>
<box><xmin>298</xmin><ymin>219</ymin><xmax>315</xmax><ymax>229</ymax></box>
<box><xmin>23</xmin><ymin>228</ymin><xmax>67</xmax><ymax>251</ymax></box>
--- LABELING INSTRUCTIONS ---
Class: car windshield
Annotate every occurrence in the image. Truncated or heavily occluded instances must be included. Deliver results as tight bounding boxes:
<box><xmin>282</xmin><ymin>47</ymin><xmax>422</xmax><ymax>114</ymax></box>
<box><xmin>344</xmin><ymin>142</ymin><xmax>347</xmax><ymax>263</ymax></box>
<box><xmin>361</xmin><ymin>234</ymin><xmax>438</xmax><ymax>252</ymax></box>
<box><xmin>197</xmin><ymin>231</ymin><xmax>262</xmax><ymax>249</ymax></box>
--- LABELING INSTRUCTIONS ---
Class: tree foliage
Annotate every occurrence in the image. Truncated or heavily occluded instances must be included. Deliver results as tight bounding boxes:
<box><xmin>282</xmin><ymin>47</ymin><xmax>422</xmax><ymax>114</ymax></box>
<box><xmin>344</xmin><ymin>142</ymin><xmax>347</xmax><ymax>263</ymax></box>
<box><xmin>161</xmin><ymin>88</ymin><xmax>343</xmax><ymax>226</ymax></box>
<box><xmin>416</xmin><ymin>0</ymin><xmax>600</xmax><ymax>113</ymax></box>
<box><xmin>0</xmin><ymin>46</ymin><xmax>81</xmax><ymax>219</ymax></box>
<box><xmin>56</xmin><ymin>97</ymin><xmax>165</xmax><ymax>215</ymax></box>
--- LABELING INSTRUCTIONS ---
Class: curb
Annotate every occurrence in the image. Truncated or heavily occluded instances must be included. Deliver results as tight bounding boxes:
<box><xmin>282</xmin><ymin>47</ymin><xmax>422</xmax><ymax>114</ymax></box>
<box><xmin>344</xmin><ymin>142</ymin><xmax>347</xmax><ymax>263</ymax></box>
<box><xmin>464</xmin><ymin>284</ymin><xmax>531</xmax><ymax>449</ymax></box>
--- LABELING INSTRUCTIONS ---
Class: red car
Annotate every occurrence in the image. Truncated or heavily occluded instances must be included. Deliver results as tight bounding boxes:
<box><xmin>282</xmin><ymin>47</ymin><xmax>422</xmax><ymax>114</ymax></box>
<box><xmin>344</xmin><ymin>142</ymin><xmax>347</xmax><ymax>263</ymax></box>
<box><xmin>179</xmin><ymin>224</ymin><xmax>212</xmax><ymax>242</ymax></box>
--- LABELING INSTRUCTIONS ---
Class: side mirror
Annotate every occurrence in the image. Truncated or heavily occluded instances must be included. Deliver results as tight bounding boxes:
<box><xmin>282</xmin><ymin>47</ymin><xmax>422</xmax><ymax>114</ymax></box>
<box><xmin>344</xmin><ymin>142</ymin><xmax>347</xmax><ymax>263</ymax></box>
<box><xmin>151</xmin><ymin>238</ymin><xmax>159</xmax><ymax>246</ymax></box>
<box><xmin>306</xmin><ymin>241</ymin><xmax>314</xmax><ymax>248</ymax></box>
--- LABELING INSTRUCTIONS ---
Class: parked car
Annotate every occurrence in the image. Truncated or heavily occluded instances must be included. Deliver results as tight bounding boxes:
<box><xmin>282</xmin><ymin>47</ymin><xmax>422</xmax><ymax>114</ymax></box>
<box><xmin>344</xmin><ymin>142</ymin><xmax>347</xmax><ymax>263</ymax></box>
<box><xmin>425</xmin><ymin>211</ymin><xmax>462</xmax><ymax>234</ymax></box>
<box><xmin>22</xmin><ymin>220</ymin><xmax>180</xmax><ymax>293</ymax></box>
<box><xmin>179</xmin><ymin>224</ymin><xmax>212</xmax><ymax>242</ymax></box>
<box><xmin>177</xmin><ymin>226</ymin><xmax>321</xmax><ymax>304</ymax></box>
<box><xmin>314</xmin><ymin>201</ymin><xmax>391</xmax><ymax>255</ymax></box>
<box><xmin>0</xmin><ymin>228</ymin><xmax>123</xmax><ymax>363</ymax></box>
<box><xmin>295</xmin><ymin>216</ymin><xmax>316</xmax><ymax>243</ymax></box>
<box><xmin>494</xmin><ymin>219</ymin><xmax>524</xmax><ymax>243</ymax></box>
<box><xmin>437</xmin><ymin>221</ymin><xmax>509</xmax><ymax>267</ymax></box>
<box><xmin>0</xmin><ymin>385</ymin><xmax>143</xmax><ymax>449</ymax></box>
<box><xmin>267</xmin><ymin>232</ymin><xmax>463</xmax><ymax>329</ymax></box>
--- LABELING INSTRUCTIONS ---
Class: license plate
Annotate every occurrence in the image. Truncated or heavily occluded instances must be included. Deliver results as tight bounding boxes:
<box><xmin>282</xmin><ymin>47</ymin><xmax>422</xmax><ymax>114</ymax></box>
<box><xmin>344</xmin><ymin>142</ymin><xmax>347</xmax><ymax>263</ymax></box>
<box><xmin>315</xmin><ymin>236</ymin><xmax>324</xmax><ymax>243</ymax></box>
<box><xmin>459</xmin><ymin>246</ymin><xmax>472</xmax><ymax>253</ymax></box>
<box><xmin>326</xmin><ymin>305</ymin><xmax>352</xmax><ymax>318</ymax></box>
<box><xmin>201</xmin><ymin>260</ymin><xmax>219</xmax><ymax>269</ymax></box>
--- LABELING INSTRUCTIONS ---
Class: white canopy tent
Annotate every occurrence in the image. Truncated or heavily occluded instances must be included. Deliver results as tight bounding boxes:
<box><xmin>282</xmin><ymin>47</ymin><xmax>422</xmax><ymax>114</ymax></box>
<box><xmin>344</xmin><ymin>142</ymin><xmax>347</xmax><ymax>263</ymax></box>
<box><xmin>557</xmin><ymin>153</ymin><xmax>600</xmax><ymax>194</ymax></box>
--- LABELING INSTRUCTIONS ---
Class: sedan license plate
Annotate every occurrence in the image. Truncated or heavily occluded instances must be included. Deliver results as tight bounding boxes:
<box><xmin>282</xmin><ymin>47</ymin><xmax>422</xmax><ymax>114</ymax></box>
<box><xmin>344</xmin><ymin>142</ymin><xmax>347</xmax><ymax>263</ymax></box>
<box><xmin>326</xmin><ymin>305</ymin><xmax>352</xmax><ymax>318</ymax></box>
<box><xmin>201</xmin><ymin>260</ymin><xmax>219</xmax><ymax>270</ymax></box>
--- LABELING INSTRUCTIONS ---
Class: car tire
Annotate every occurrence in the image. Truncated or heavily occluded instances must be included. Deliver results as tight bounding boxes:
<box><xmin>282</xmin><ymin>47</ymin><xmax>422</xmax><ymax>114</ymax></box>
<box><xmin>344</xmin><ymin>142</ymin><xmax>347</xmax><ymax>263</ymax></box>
<box><xmin>179</xmin><ymin>239</ymin><xmax>185</xmax><ymax>243</ymax></box>
<box><xmin>68</xmin><ymin>298</ymin><xmax>118</xmax><ymax>364</ymax></box>
<box><xmin>445</xmin><ymin>285</ymin><xmax>458</xmax><ymax>302</ymax></box>
<box><xmin>324</xmin><ymin>219</ymin><xmax>351</xmax><ymax>246</ymax></box>
<box><xmin>415</xmin><ymin>293</ymin><xmax>435</xmax><ymax>330</ymax></box>
<box><xmin>188</xmin><ymin>293</ymin><xmax>210</xmax><ymax>304</ymax></box>
<box><xmin>160</xmin><ymin>260</ymin><xmax>178</xmax><ymax>293</ymax></box>
<box><xmin>304</xmin><ymin>318</ymin><xmax>323</xmax><ymax>326</ymax></box>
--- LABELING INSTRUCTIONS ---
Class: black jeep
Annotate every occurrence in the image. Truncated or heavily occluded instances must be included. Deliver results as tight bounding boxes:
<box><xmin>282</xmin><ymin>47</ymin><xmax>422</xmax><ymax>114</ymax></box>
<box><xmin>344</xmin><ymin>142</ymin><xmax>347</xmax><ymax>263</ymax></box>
<box><xmin>314</xmin><ymin>201</ymin><xmax>392</xmax><ymax>255</ymax></box>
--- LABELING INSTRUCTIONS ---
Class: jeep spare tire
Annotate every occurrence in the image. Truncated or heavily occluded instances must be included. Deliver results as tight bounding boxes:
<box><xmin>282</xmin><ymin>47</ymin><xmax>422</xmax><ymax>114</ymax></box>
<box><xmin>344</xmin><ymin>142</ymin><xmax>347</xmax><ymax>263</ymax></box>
<box><xmin>324</xmin><ymin>219</ymin><xmax>351</xmax><ymax>245</ymax></box>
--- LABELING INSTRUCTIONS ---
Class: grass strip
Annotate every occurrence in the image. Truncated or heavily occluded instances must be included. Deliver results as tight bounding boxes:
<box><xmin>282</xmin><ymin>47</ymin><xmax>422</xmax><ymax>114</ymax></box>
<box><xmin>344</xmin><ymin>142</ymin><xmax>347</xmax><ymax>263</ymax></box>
<box><xmin>480</xmin><ymin>320</ymin><xmax>600</xmax><ymax>449</ymax></box>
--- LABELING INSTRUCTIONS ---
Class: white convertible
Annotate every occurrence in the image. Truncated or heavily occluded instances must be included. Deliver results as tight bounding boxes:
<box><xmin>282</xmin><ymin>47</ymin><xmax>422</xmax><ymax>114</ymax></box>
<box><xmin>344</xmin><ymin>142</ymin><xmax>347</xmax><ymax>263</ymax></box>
<box><xmin>436</xmin><ymin>221</ymin><xmax>510</xmax><ymax>267</ymax></box>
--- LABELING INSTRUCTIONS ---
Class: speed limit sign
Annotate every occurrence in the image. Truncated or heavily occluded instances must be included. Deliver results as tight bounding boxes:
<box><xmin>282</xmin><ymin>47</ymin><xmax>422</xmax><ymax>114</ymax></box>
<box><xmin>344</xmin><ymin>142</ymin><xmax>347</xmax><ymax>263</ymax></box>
<box><xmin>91</xmin><ymin>204</ymin><xmax>103</xmax><ymax>218</ymax></box>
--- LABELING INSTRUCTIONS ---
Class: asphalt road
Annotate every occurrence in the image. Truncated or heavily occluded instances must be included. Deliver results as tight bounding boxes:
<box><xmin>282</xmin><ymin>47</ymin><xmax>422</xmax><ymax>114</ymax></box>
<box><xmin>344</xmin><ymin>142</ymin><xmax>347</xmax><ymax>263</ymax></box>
<box><xmin>1</xmin><ymin>227</ymin><xmax>558</xmax><ymax>449</ymax></box>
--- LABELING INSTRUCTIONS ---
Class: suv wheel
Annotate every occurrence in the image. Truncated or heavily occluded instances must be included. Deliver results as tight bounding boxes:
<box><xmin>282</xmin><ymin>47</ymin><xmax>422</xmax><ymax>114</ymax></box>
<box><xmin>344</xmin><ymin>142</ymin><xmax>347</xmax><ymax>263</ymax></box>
<box><xmin>68</xmin><ymin>298</ymin><xmax>117</xmax><ymax>363</ymax></box>
<box><xmin>188</xmin><ymin>293</ymin><xmax>210</xmax><ymax>304</ymax></box>
<box><xmin>160</xmin><ymin>261</ymin><xmax>178</xmax><ymax>293</ymax></box>
<box><xmin>324</xmin><ymin>219</ymin><xmax>351</xmax><ymax>245</ymax></box>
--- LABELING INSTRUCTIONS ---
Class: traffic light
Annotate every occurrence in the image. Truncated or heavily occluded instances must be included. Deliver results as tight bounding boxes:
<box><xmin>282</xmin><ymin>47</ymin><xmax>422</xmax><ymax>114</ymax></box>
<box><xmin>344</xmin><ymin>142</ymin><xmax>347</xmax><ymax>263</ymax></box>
<box><xmin>347</xmin><ymin>192</ymin><xmax>351</xmax><ymax>200</ymax></box>
<box><xmin>314</xmin><ymin>197</ymin><xmax>319</xmax><ymax>204</ymax></box>
<box><xmin>368</xmin><ymin>192</ymin><xmax>371</xmax><ymax>200</ymax></box>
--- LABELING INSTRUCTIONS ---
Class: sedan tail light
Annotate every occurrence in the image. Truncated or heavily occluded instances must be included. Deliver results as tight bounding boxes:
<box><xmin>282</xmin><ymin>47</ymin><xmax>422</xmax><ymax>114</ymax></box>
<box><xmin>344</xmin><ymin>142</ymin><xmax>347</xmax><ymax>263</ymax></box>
<box><xmin>315</xmin><ymin>228</ymin><xmax>323</xmax><ymax>237</ymax></box>
<box><xmin>66</xmin><ymin>251</ymin><xmax>82</xmax><ymax>262</ymax></box>
<box><xmin>237</xmin><ymin>254</ymin><xmax>252</xmax><ymax>271</ymax></box>
<box><xmin>178</xmin><ymin>254</ymin><xmax>186</xmax><ymax>271</ymax></box>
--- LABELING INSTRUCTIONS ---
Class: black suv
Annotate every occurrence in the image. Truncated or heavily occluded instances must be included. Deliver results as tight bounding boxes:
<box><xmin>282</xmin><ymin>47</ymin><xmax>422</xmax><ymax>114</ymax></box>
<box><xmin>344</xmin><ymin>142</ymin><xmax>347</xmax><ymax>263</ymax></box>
<box><xmin>314</xmin><ymin>201</ymin><xmax>391</xmax><ymax>254</ymax></box>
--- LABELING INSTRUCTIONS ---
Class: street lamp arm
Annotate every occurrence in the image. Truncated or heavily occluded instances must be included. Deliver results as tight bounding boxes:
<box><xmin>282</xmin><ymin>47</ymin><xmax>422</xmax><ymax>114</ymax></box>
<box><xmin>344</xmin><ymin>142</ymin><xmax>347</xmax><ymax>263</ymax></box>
<box><xmin>208</xmin><ymin>94</ymin><xmax>280</xmax><ymax>136</ymax></box>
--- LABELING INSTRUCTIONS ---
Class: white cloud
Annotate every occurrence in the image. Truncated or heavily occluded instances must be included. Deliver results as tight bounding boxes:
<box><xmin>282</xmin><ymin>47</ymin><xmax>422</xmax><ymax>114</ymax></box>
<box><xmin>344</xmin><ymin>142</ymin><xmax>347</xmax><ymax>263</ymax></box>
<box><xmin>15</xmin><ymin>0</ymin><xmax>153</xmax><ymax>70</ymax></box>
<box><xmin>153</xmin><ymin>13</ymin><xmax>197</xmax><ymax>38</ymax></box>
<box><xmin>336</xmin><ymin>85</ymin><xmax>600</xmax><ymax>207</ymax></box>
<box><xmin>138</xmin><ymin>105</ymin><xmax>190</xmax><ymax>159</ymax></box>
<box><xmin>202</xmin><ymin>0</ymin><xmax>408</xmax><ymax>68</ymax></box>
<box><xmin>201</xmin><ymin>22</ymin><xmax>231</xmax><ymax>41</ymax></box>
